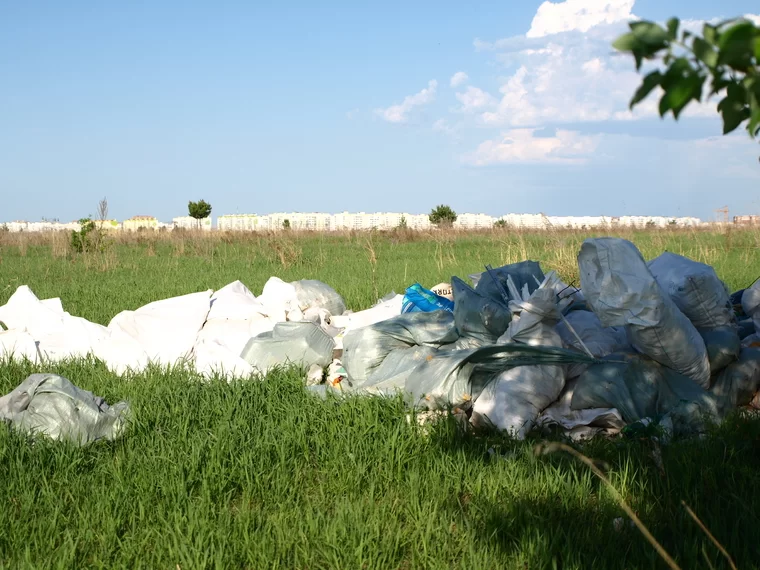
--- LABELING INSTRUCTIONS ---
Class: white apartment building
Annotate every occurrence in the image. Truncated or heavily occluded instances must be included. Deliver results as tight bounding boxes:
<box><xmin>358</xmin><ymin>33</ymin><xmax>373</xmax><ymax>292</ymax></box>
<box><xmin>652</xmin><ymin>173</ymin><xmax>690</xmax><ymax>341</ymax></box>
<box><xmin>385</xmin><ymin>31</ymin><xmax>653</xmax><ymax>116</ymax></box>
<box><xmin>173</xmin><ymin>215</ymin><xmax>212</xmax><ymax>230</ymax></box>
<box><xmin>1</xmin><ymin>212</ymin><xmax>707</xmax><ymax>233</ymax></box>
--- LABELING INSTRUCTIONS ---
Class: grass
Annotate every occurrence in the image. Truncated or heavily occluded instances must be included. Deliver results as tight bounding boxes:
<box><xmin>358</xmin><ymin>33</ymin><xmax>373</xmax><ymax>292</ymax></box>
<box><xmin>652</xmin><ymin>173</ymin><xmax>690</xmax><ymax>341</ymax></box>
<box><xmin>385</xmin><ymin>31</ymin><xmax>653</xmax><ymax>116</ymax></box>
<box><xmin>1</xmin><ymin>227</ymin><xmax>760</xmax><ymax>569</ymax></box>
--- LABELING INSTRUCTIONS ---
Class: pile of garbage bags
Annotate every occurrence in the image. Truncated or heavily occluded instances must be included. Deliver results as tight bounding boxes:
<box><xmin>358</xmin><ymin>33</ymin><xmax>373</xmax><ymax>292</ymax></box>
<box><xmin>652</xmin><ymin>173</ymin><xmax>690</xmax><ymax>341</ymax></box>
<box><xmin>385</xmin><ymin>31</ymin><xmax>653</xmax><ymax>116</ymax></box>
<box><xmin>1</xmin><ymin>237</ymin><xmax>760</xmax><ymax>443</ymax></box>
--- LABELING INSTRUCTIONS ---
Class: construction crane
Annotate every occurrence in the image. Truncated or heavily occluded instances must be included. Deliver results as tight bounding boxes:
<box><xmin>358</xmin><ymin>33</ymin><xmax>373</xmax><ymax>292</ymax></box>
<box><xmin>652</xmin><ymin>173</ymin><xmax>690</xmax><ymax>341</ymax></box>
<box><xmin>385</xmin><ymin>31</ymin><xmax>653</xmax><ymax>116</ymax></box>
<box><xmin>715</xmin><ymin>206</ymin><xmax>729</xmax><ymax>224</ymax></box>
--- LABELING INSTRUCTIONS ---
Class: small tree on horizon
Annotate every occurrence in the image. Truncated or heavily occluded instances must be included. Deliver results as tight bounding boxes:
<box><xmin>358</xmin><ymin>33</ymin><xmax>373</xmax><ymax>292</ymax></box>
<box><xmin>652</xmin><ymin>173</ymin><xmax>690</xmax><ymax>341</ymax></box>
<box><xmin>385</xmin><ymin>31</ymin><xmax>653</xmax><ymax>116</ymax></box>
<box><xmin>283</xmin><ymin>219</ymin><xmax>291</xmax><ymax>230</ymax></box>
<box><xmin>429</xmin><ymin>204</ymin><xmax>457</xmax><ymax>227</ymax></box>
<box><xmin>188</xmin><ymin>199</ymin><xmax>212</xmax><ymax>229</ymax></box>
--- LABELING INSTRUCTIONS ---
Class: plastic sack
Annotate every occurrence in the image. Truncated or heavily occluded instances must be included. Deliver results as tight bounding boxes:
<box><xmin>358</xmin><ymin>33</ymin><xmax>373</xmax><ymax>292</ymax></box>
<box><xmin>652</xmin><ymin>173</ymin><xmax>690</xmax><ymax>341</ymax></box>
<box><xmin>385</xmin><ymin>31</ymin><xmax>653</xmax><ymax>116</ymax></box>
<box><xmin>452</xmin><ymin>277</ymin><xmax>510</xmax><ymax>344</ymax></box>
<box><xmin>471</xmin><ymin>260</ymin><xmax>545</xmax><ymax>304</ymax></box>
<box><xmin>341</xmin><ymin>311</ymin><xmax>459</xmax><ymax>387</ymax></box>
<box><xmin>700</xmin><ymin>326</ymin><xmax>741</xmax><ymax>374</ymax></box>
<box><xmin>742</xmin><ymin>279</ymin><xmax>760</xmax><ymax>335</ymax></box>
<box><xmin>471</xmin><ymin>275</ymin><xmax>567</xmax><ymax>438</ymax></box>
<box><xmin>240</xmin><ymin>321</ymin><xmax>335</xmax><ymax>374</ymax></box>
<box><xmin>571</xmin><ymin>352</ymin><xmax>721</xmax><ymax>435</ymax></box>
<box><xmin>709</xmin><ymin>348</ymin><xmax>760</xmax><ymax>413</ymax></box>
<box><xmin>555</xmin><ymin>310</ymin><xmax>629</xmax><ymax>379</ymax></box>
<box><xmin>107</xmin><ymin>290</ymin><xmax>213</xmax><ymax>368</ymax></box>
<box><xmin>471</xmin><ymin>364</ymin><xmax>565</xmax><ymax>438</ymax></box>
<box><xmin>536</xmin><ymin>377</ymin><xmax>625</xmax><ymax>436</ymax></box>
<box><xmin>401</xmin><ymin>284</ymin><xmax>454</xmax><ymax>314</ymax></box>
<box><xmin>0</xmin><ymin>330</ymin><xmax>40</xmax><ymax>363</ymax></box>
<box><xmin>647</xmin><ymin>252</ymin><xmax>734</xmax><ymax>328</ymax></box>
<box><xmin>0</xmin><ymin>374</ymin><xmax>130</xmax><ymax>445</ymax></box>
<box><xmin>330</xmin><ymin>294</ymin><xmax>403</xmax><ymax>333</ymax></box>
<box><xmin>578</xmin><ymin>238</ymin><xmax>711</xmax><ymax>388</ymax></box>
<box><xmin>556</xmin><ymin>310</ymin><xmax>629</xmax><ymax>358</ymax></box>
<box><xmin>292</xmin><ymin>279</ymin><xmax>346</xmax><ymax>317</ymax></box>
<box><xmin>405</xmin><ymin>344</ymin><xmax>596</xmax><ymax>411</ymax></box>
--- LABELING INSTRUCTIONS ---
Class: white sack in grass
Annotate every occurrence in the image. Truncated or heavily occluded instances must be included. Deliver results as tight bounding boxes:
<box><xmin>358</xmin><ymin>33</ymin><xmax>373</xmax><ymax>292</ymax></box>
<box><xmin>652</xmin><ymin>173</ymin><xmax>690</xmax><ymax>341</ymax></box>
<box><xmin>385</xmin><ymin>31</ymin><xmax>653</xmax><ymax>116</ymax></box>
<box><xmin>0</xmin><ymin>329</ymin><xmax>40</xmax><ymax>363</ymax></box>
<box><xmin>0</xmin><ymin>373</ymin><xmax>130</xmax><ymax>446</ymax></box>
<box><xmin>192</xmin><ymin>281</ymin><xmax>270</xmax><ymax>379</ymax></box>
<box><xmin>471</xmin><ymin>273</ymin><xmax>567</xmax><ymax>439</ymax></box>
<box><xmin>0</xmin><ymin>286</ymin><xmax>109</xmax><ymax>362</ymax></box>
<box><xmin>578</xmin><ymin>238</ymin><xmax>711</xmax><ymax>388</ymax></box>
<box><xmin>743</xmin><ymin>279</ymin><xmax>760</xmax><ymax>335</ymax></box>
<box><xmin>647</xmin><ymin>252</ymin><xmax>734</xmax><ymax>329</ymax></box>
<box><xmin>107</xmin><ymin>290</ymin><xmax>212</xmax><ymax>367</ymax></box>
<box><xmin>556</xmin><ymin>310</ymin><xmax>629</xmax><ymax>378</ymax></box>
<box><xmin>199</xmin><ymin>281</ymin><xmax>275</xmax><ymax>355</ymax></box>
<box><xmin>330</xmin><ymin>294</ymin><xmax>404</xmax><ymax>333</ymax></box>
<box><xmin>536</xmin><ymin>377</ymin><xmax>625</xmax><ymax>433</ymax></box>
<box><xmin>193</xmin><ymin>339</ymin><xmax>254</xmax><ymax>380</ymax></box>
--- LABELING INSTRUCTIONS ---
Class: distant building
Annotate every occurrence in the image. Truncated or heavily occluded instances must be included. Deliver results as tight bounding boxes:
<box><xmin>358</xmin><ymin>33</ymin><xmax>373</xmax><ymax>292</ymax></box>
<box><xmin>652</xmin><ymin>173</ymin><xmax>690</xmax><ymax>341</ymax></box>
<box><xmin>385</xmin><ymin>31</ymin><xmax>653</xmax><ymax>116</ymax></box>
<box><xmin>218</xmin><ymin>214</ymin><xmax>265</xmax><ymax>231</ymax></box>
<box><xmin>733</xmin><ymin>215</ymin><xmax>760</xmax><ymax>226</ymax></box>
<box><xmin>96</xmin><ymin>219</ymin><xmax>121</xmax><ymax>230</ymax></box>
<box><xmin>173</xmin><ymin>215</ymin><xmax>212</xmax><ymax>230</ymax></box>
<box><xmin>122</xmin><ymin>216</ymin><xmax>159</xmax><ymax>231</ymax></box>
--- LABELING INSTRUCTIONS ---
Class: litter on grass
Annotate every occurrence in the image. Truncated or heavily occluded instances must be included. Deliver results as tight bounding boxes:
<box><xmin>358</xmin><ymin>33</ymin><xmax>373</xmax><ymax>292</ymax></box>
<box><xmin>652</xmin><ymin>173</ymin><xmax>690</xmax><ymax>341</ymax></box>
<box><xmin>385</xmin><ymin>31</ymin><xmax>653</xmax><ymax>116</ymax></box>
<box><xmin>2</xmin><ymin>237</ymin><xmax>760</xmax><ymax>443</ymax></box>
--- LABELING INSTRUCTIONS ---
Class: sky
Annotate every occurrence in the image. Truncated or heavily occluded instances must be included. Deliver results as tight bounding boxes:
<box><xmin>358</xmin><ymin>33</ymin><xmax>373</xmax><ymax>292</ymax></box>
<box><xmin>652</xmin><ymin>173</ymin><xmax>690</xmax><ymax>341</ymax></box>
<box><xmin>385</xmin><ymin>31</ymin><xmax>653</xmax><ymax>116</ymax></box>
<box><xmin>1</xmin><ymin>0</ymin><xmax>759</xmax><ymax>223</ymax></box>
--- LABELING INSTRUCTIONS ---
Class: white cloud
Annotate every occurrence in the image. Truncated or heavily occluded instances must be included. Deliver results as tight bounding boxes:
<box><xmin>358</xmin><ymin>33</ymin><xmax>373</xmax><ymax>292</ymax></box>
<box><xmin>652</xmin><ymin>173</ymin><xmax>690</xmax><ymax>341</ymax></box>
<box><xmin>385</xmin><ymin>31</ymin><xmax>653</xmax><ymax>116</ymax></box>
<box><xmin>455</xmin><ymin>86</ymin><xmax>497</xmax><ymax>113</ymax></box>
<box><xmin>462</xmin><ymin>129</ymin><xmax>598</xmax><ymax>165</ymax></box>
<box><xmin>527</xmin><ymin>0</ymin><xmax>636</xmax><ymax>38</ymax></box>
<box><xmin>346</xmin><ymin>109</ymin><xmax>359</xmax><ymax>120</ymax></box>
<box><xmin>376</xmin><ymin>80</ymin><xmax>438</xmax><ymax>124</ymax></box>
<box><xmin>450</xmin><ymin>71</ymin><xmax>469</xmax><ymax>87</ymax></box>
<box><xmin>432</xmin><ymin>118</ymin><xmax>456</xmax><ymax>135</ymax></box>
<box><xmin>470</xmin><ymin>3</ymin><xmax>760</xmax><ymax>128</ymax></box>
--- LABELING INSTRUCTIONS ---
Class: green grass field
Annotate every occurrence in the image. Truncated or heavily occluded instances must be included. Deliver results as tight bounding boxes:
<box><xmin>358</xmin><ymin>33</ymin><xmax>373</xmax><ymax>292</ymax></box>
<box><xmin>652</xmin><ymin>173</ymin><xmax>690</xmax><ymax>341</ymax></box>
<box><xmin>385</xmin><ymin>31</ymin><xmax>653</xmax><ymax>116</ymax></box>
<box><xmin>1</xmin><ymin>228</ymin><xmax>759</xmax><ymax>569</ymax></box>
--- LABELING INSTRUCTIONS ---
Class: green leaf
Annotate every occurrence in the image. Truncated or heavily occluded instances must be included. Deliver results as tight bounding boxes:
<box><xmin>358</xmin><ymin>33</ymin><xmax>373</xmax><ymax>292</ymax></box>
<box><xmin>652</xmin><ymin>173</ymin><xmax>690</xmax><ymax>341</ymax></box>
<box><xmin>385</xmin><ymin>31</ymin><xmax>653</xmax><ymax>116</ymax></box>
<box><xmin>692</xmin><ymin>37</ymin><xmax>719</xmax><ymax>68</ymax></box>
<box><xmin>717</xmin><ymin>20</ymin><xmax>757</xmax><ymax>70</ymax></box>
<box><xmin>746</xmin><ymin>78</ymin><xmax>760</xmax><ymax>137</ymax></box>
<box><xmin>658</xmin><ymin>92</ymin><xmax>671</xmax><ymax>117</ymax></box>
<box><xmin>666</xmin><ymin>18</ymin><xmax>679</xmax><ymax>41</ymax></box>
<box><xmin>630</xmin><ymin>20</ymin><xmax>669</xmax><ymax>46</ymax></box>
<box><xmin>630</xmin><ymin>71</ymin><xmax>663</xmax><ymax>109</ymax></box>
<box><xmin>703</xmin><ymin>23</ymin><xmax>718</xmax><ymax>45</ymax></box>
<box><xmin>661</xmin><ymin>75</ymin><xmax>705</xmax><ymax>119</ymax></box>
<box><xmin>717</xmin><ymin>83</ymin><xmax>750</xmax><ymax>134</ymax></box>
<box><xmin>612</xmin><ymin>32</ymin><xmax>640</xmax><ymax>52</ymax></box>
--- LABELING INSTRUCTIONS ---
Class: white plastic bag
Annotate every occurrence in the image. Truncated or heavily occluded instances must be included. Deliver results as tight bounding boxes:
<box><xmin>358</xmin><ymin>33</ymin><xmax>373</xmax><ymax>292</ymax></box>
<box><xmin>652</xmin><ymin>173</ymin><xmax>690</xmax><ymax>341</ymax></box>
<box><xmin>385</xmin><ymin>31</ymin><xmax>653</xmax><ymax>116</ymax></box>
<box><xmin>647</xmin><ymin>252</ymin><xmax>734</xmax><ymax>328</ymax></box>
<box><xmin>578</xmin><ymin>238</ymin><xmax>711</xmax><ymax>388</ymax></box>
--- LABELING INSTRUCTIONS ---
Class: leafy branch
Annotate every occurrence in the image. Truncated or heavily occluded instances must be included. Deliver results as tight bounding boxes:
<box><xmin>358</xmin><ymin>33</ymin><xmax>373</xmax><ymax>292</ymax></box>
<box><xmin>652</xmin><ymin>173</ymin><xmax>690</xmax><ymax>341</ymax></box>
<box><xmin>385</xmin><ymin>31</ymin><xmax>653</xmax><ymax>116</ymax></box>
<box><xmin>613</xmin><ymin>17</ymin><xmax>760</xmax><ymax>141</ymax></box>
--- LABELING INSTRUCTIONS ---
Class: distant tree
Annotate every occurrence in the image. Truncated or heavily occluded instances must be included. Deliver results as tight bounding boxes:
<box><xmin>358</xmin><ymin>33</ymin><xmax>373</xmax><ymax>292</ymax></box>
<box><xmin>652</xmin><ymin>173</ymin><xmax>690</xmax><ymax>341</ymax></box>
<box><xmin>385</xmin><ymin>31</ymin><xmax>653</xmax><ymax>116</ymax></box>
<box><xmin>283</xmin><ymin>219</ymin><xmax>291</xmax><ymax>230</ymax></box>
<box><xmin>188</xmin><ymin>199</ymin><xmax>212</xmax><ymax>229</ymax></box>
<box><xmin>429</xmin><ymin>204</ymin><xmax>457</xmax><ymax>227</ymax></box>
<box><xmin>494</xmin><ymin>219</ymin><xmax>507</xmax><ymax>228</ymax></box>
<box><xmin>398</xmin><ymin>215</ymin><xmax>408</xmax><ymax>229</ymax></box>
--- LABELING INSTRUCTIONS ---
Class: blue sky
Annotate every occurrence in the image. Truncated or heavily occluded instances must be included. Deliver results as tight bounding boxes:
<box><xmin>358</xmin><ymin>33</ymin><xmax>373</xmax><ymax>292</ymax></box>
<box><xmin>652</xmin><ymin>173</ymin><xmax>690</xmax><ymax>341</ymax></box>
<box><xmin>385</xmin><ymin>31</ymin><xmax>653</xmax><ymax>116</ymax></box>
<box><xmin>1</xmin><ymin>0</ymin><xmax>759</xmax><ymax>223</ymax></box>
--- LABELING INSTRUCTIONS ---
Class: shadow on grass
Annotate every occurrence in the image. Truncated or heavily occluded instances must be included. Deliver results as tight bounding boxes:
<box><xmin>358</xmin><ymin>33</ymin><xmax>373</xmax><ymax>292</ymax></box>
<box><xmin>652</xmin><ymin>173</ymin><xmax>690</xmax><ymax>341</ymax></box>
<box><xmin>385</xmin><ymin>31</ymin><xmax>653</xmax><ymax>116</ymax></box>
<box><xmin>425</xmin><ymin>411</ymin><xmax>760</xmax><ymax>569</ymax></box>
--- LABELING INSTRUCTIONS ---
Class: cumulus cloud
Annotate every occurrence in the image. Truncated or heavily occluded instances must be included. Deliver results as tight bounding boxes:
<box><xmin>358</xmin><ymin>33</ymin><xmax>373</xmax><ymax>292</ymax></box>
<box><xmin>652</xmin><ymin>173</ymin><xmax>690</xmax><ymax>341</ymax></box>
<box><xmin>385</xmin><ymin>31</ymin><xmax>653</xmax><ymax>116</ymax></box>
<box><xmin>527</xmin><ymin>0</ymin><xmax>635</xmax><ymax>38</ymax></box>
<box><xmin>455</xmin><ymin>86</ymin><xmax>497</xmax><ymax>113</ymax></box>
<box><xmin>432</xmin><ymin>118</ymin><xmax>456</xmax><ymax>135</ymax></box>
<box><xmin>468</xmin><ymin>0</ymin><xmax>759</xmax><ymax>128</ymax></box>
<box><xmin>450</xmin><ymin>71</ymin><xmax>469</xmax><ymax>87</ymax></box>
<box><xmin>376</xmin><ymin>80</ymin><xmax>438</xmax><ymax>124</ymax></box>
<box><xmin>462</xmin><ymin>129</ymin><xmax>598</xmax><ymax>165</ymax></box>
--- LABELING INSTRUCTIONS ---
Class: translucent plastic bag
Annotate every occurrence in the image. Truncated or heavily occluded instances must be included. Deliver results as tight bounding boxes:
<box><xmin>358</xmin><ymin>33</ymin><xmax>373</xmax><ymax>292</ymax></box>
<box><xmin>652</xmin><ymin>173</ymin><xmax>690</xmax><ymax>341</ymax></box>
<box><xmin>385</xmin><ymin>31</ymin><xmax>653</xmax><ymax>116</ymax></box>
<box><xmin>401</xmin><ymin>284</ymin><xmax>455</xmax><ymax>314</ymax></box>
<box><xmin>578</xmin><ymin>238</ymin><xmax>710</xmax><ymax>388</ymax></box>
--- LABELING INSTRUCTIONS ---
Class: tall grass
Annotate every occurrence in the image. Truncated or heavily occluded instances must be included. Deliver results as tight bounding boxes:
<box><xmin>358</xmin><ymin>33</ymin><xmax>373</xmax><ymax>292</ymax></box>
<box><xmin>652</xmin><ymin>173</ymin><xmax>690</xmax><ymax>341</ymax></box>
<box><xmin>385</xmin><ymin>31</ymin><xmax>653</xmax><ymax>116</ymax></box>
<box><xmin>1</xmin><ymin>226</ymin><xmax>758</xmax><ymax>324</ymax></box>
<box><xmin>0</xmin><ymin>228</ymin><xmax>759</xmax><ymax>568</ymax></box>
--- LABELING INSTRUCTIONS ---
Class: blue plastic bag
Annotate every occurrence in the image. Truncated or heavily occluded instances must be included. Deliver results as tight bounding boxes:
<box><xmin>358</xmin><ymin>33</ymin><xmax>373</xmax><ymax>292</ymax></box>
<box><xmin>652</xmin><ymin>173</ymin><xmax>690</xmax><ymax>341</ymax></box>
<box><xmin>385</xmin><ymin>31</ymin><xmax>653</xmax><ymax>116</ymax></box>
<box><xmin>401</xmin><ymin>284</ymin><xmax>455</xmax><ymax>314</ymax></box>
